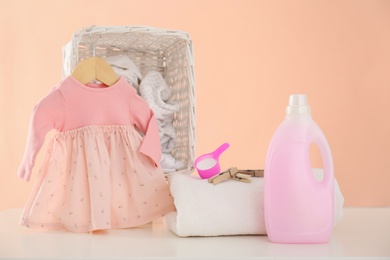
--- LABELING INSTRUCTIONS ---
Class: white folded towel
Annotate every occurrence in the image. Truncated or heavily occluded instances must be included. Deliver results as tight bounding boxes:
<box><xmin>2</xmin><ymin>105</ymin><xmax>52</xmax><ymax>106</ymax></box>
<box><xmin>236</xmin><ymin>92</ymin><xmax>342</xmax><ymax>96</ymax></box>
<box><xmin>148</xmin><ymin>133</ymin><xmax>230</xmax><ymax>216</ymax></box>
<box><xmin>164</xmin><ymin>169</ymin><xmax>344</xmax><ymax>237</ymax></box>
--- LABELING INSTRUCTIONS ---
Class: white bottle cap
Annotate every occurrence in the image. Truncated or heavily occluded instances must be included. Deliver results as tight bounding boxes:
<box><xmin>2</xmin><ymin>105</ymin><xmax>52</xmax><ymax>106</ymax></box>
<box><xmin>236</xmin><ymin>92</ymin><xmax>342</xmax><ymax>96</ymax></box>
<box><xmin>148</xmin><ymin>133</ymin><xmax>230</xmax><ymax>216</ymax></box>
<box><xmin>286</xmin><ymin>94</ymin><xmax>311</xmax><ymax>115</ymax></box>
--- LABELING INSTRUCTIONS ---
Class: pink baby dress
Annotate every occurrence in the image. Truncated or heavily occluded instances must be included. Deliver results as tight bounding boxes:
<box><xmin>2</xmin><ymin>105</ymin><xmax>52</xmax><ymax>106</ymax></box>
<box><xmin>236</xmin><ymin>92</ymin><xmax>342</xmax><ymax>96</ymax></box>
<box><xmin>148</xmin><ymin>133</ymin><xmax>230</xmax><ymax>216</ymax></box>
<box><xmin>17</xmin><ymin>76</ymin><xmax>176</xmax><ymax>232</ymax></box>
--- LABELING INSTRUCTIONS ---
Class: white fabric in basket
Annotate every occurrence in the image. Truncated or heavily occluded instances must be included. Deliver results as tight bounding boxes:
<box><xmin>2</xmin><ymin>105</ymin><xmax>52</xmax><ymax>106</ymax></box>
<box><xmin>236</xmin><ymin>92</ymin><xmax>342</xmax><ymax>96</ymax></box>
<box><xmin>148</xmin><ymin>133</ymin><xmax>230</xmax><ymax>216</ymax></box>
<box><xmin>164</xmin><ymin>168</ymin><xmax>344</xmax><ymax>237</ymax></box>
<box><xmin>139</xmin><ymin>71</ymin><xmax>184</xmax><ymax>172</ymax></box>
<box><xmin>104</xmin><ymin>55</ymin><xmax>143</xmax><ymax>90</ymax></box>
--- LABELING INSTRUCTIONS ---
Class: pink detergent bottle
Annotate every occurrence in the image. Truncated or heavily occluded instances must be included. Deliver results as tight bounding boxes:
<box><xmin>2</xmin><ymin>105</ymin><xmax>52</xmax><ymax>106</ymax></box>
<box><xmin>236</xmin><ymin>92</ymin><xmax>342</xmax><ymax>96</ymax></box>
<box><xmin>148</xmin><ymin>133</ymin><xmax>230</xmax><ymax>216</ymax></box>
<box><xmin>264</xmin><ymin>94</ymin><xmax>334</xmax><ymax>244</ymax></box>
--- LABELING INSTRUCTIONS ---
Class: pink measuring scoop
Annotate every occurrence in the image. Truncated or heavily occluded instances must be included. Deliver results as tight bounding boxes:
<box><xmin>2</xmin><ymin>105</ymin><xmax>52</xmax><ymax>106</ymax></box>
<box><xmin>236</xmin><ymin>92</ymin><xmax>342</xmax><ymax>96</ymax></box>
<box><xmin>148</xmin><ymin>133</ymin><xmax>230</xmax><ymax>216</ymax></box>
<box><xmin>194</xmin><ymin>143</ymin><xmax>230</xmax><ymax>179</ymax></box>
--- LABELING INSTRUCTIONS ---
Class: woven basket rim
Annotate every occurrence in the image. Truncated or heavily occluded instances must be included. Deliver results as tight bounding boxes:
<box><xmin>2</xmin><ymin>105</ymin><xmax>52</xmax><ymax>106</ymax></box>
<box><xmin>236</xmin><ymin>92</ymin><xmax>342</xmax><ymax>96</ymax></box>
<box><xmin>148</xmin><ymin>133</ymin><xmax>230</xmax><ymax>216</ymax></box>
<box><xmin>71</xmin><ymin>25</ymin><xmax>192</xmax><ymax>41</ymax></box>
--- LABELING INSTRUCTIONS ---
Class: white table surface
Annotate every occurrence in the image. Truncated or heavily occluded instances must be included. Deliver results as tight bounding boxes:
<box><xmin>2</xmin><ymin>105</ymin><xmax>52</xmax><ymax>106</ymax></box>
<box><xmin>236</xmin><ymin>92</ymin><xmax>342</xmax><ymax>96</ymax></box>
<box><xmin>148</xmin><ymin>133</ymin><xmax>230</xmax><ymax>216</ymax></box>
<box><xmin>0</xmin><ymin>208</ymin><xmax>389</xmax><ymax>259</ymax></box>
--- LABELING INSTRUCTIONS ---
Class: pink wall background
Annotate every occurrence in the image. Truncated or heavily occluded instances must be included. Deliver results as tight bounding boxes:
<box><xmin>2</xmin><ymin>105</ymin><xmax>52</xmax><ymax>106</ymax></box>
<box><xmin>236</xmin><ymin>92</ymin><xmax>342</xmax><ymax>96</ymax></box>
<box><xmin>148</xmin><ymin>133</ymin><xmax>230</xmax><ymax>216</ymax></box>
<box><xmin>1</xmin><ymin>0</ymin><xmax>389</xmax><ymax>210</ymax></box>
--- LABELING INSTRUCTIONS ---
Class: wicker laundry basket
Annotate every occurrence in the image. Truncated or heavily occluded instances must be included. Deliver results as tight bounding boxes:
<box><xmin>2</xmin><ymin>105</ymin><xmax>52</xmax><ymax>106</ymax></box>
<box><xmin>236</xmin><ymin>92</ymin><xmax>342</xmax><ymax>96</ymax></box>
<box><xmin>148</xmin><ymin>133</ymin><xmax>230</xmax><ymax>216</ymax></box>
<box><xmin>62</xmin><ymin>25</ymin><xmax>195</xmax><ymax>175</ymax></box>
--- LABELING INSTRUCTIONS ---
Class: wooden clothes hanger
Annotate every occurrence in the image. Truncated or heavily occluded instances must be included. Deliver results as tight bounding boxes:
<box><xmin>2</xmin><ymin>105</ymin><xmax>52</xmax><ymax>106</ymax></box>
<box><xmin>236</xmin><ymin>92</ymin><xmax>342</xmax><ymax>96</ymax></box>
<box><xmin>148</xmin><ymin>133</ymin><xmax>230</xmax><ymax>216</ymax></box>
<box><xmin>71</xmin><ymin>56</ymin><xmax>119</xmax><ymax>86</ymax></box>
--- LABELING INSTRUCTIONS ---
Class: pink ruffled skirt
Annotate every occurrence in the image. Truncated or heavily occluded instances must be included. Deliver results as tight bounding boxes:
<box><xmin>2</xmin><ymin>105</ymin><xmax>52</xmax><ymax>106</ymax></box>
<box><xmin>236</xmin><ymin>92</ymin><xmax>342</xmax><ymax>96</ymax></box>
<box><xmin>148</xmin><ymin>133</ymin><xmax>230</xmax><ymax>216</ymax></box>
<box><xmin>20</xmin><ymin>125</ymin><xmax>175</xmax><ymax>232</ymax></box>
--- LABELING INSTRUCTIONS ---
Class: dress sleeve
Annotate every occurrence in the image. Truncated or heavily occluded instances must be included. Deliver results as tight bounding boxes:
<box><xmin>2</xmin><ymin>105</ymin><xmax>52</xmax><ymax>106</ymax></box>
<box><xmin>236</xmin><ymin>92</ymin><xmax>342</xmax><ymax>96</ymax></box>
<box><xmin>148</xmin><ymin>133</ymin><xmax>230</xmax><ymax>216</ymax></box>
<box><xmin>129</xmin><ymin>89</ymin><xmax>162</xmax><ymax>167</ymax></box>
<box><xmin>17</xmin><ymin>89</ymin><xmax>65</xmax><ymax>182</ymax></box>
